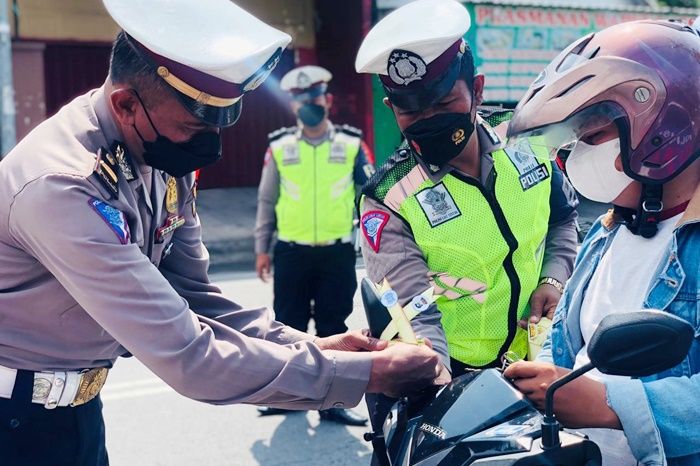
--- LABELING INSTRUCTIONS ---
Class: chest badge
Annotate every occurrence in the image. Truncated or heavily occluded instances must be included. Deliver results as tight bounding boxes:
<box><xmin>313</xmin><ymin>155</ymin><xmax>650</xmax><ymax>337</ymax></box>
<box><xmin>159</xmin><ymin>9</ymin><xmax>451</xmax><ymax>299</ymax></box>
<box><xmin>166</xmin><ymin>177</ymin><xmax>178</xmax><ymax>214</ymax></box>
<box><xmin>157</xmin><ymin>177</ymin><xmax>184</xmax><ymax>243</ymax></box>
<box><xmin>329</xmin><ymin>142</ymin><xmax>347</xmax><ymax>164</ymax></box>
<box><xmin>282</xmin><ymin>144</ymin><xmax>300</xmax><ymax>165</ymax></box>
<box><xmin>504</xmin><ymin>144</ymin><xmax>550</xmax><ymax>191</ymax></box>
<box><xmin>416</xmin><ymin>183</ymin><xmax>461</xmax><ymax>227</ymax></box>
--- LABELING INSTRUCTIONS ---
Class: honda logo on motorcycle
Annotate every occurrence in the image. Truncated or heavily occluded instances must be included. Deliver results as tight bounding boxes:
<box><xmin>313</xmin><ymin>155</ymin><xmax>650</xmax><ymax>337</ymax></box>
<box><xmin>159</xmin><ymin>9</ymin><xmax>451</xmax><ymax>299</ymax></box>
<box><xmin>419</xmin><ymin>422</ymin><xmax>446</xmax><ymax>440</ymax></box>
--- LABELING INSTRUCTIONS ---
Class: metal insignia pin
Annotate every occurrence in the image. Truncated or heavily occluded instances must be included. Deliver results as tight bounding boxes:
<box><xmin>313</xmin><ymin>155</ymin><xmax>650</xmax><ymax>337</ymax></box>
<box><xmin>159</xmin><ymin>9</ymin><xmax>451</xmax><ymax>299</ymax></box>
<box><xmin>387</xmin><ymin>49</ymin><xmax>427</xmax><ymax>86</ymax></box>
<box><xmin>166</xmin><ymin>178</ymin><xmax>178</xmax><ymax>214</ymax></box>
<box><xmin>115</xmin><ymin>145</ymin><xmax>135</xmax><ymax>181</ymax></box>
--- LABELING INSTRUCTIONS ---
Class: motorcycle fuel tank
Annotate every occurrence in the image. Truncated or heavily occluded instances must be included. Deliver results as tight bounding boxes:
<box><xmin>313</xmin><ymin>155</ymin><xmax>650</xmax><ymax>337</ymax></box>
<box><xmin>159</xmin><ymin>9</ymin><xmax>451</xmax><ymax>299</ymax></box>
<box><xmin>410</xmin><ymin>369</ymin><xmax>536</xmax><ymax>464</ymax></box>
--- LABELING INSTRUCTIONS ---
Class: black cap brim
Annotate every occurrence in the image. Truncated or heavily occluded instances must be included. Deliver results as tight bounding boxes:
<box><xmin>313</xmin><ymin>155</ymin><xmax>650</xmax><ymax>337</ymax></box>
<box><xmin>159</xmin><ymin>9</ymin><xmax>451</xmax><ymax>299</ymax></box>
<box><xmin>175</xmin><ymin>93</ymin><xmax>243</xmax><ymax>128</ymax></box>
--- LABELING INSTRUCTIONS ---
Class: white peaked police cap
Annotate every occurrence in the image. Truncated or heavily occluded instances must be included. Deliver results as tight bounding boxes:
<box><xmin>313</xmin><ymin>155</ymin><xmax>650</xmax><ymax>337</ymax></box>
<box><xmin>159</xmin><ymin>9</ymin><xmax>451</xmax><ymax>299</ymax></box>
<box><xmin>355</xmin><ymin>0</ymin><xmax>472</xmax><ymax>111</ymax></box>
<box><xmin>103</xmin><ymin>0</ymin><xmax>292</xmax><ymax>127</ymax></box>
<box><xmin>280</xmin><ymin>66</ymin><xmax>332</xmax><ymax>100</ymax></box>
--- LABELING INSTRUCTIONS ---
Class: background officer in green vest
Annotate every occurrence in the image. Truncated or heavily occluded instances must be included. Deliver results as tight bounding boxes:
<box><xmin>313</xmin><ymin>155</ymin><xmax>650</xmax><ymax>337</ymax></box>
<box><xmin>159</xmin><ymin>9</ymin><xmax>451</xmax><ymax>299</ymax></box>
<box><xmin>254</xmin><ymin>65</ymin><xmax>375</xmax><ymax>425</ymax></box>
<box><xmin>354</xmin><ymin>0</ymin><xmax>579</xmax><ymax>454</ymax></box>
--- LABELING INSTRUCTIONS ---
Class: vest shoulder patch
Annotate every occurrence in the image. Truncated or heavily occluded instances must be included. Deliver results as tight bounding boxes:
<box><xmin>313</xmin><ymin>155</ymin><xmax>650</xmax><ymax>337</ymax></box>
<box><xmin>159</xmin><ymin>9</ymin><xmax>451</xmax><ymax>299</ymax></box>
<box><xmin>268</xmin><ymin>126</ymin><xmax>297</xmax><ymax>143</ymax></box>
<box><xmin>415</xmin><ymin>182</ymin><xmax>461</xmax><ymax>227</ymax></box>
<box><xmin>88</xmin><ymin>197</ymin><xmax>130</xmax><ymax>244</ymax></box>
<box><xmin>362</xmin><ymin>144</ymin><xmax>417</xmax><ymax>203</ymax></box>
<box><xmin>361</xmin><ymin>210</ymin><xmax>389</xmax><ymax>253</ymax></box>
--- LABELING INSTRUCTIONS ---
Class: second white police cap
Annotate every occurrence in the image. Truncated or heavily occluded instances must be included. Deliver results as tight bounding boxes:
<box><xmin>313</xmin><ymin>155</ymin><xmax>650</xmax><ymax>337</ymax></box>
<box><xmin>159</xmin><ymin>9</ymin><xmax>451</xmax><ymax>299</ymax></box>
<box><xmin>280</xmin><ymin>65</ymin><xmax>333</xmax><ymax>101</ymax></box>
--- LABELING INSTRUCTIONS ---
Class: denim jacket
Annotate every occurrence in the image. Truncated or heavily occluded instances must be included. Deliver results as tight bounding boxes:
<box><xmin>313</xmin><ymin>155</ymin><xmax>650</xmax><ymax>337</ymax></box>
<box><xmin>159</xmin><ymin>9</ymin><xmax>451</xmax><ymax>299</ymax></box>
<box><xmin>538</xmin><ymin>188</ymin><xmax>700</xmax><ymax>466</ymax></box>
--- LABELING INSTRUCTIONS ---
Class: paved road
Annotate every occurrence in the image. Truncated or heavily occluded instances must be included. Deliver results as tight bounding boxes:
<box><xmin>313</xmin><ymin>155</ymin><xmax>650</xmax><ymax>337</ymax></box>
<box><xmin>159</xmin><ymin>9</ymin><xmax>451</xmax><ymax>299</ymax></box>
<box><xmin>103</xmin><ymin>269</ymin><xmax>375</xmax><ymax>466</ymax></box>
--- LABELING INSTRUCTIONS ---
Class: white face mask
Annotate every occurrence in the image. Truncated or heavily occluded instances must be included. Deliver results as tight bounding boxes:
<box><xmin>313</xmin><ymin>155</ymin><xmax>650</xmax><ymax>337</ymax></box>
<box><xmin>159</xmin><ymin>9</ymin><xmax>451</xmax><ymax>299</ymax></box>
<box><xmin>565</xmin><ymin>138</ymin><xmax>634</xmax><ymax>203</ymax></box>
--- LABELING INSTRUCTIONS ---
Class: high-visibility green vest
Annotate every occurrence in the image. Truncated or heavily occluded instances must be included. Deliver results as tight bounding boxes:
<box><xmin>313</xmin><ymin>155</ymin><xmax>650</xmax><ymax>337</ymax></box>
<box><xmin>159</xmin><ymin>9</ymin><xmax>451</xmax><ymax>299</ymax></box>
<box><xmin>364</xmin><ymin>135</ymin><xmax>551</xmax><ymax>367</ymax></box>
<box><xmin>271</xmin><ymin>126</ymin><xmax>360</xmax><ymax>244</ymax></box>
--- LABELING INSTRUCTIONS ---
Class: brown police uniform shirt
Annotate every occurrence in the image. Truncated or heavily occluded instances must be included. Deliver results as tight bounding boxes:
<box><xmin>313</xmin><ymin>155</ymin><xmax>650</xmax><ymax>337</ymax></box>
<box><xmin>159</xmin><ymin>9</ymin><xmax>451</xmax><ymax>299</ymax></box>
<box><xmin>0</xmin><ymin>87</ymin><xmax>371</xmax><ymax>409</ymax></box>
<box><xmin>361</xmin><ymin>118</ymin><xmax>579</xmax><ymax>367</ymax></box>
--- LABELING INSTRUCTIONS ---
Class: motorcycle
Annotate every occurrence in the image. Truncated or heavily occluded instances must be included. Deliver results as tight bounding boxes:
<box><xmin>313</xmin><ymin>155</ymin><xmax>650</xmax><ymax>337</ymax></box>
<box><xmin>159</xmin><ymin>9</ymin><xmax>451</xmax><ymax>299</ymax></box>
<box><xmin>360</xmin><ymin>278</ymin><xmax>694</xmax><ymax>466</ymax></box>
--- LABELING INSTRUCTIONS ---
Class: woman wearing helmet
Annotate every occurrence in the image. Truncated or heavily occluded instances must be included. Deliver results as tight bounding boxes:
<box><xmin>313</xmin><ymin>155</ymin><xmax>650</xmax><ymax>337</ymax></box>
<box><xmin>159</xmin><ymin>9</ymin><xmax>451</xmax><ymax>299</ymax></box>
<box><xmin>503</xmin><ymin>20</ymin><xmax>700</xmax><ymax>466</ymax></box>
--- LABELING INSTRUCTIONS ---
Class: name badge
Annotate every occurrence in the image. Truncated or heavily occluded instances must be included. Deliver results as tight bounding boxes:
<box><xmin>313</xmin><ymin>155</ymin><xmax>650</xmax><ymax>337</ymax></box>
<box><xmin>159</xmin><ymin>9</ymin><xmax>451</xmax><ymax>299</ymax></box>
<box><xmin>329</xmin><ymin>142</ymin><xmax>347</xmax><ymax>164</ymax></box>
<box><xmin>416</xmin><ymin>183</ymin><xmax>461</xmax><ymax>228</ymax></box>
<box><xmin>156</xmin><ymin>215</ymin><xmax>185</xmax><ymax>243</ymax></box>
<box><xmin>282</xmin><ymin>145</ymin><xmax>300</xmax><ymax>165</ymax></box>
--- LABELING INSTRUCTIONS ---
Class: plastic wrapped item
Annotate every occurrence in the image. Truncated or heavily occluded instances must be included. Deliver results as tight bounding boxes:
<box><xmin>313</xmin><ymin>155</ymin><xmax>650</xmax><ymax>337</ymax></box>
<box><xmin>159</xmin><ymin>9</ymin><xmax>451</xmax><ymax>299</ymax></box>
<box><xmin>527</xmin><ymin>317</ymin><xmax>553</xmax><ymax>360</ymax></box>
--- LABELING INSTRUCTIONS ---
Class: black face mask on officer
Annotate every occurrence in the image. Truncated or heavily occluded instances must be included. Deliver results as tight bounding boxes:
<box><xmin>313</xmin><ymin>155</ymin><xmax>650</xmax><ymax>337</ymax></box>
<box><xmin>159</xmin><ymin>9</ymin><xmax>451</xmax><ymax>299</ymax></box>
<box><xmin>132</xmin><ymin>91</ymin><xmax>222</xmax><ymax>178</ymax></box>
<box><xmin>296</xmin><ymin>103</ymin><xmax>327</xmax><ymax>128</ymax></box>
<box><xmin>402</xmin><ymin>91</ymin><xmax>476</xmax><ymax>168</ymax></box>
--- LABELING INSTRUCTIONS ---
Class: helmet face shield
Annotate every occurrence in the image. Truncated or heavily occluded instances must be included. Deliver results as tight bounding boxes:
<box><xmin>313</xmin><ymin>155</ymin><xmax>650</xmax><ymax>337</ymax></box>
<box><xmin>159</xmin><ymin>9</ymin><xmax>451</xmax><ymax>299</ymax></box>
<box><xmin>506</xmin><ymin>101</ymin><xmax>628</xmax><ymax>162</ymax></box>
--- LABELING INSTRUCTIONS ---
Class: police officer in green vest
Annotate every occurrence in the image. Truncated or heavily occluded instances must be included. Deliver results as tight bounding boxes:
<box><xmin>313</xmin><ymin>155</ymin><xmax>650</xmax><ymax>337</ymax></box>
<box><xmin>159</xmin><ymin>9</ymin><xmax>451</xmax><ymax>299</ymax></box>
<box><xmin>254</xmin><ymin>65</ymin><xmax>375</xmax><ymax>425</ymax></box>
<box><xmin>354</xmin><ymin>0</ymin><xmax>579</xmax><ymax>456</ymax></box>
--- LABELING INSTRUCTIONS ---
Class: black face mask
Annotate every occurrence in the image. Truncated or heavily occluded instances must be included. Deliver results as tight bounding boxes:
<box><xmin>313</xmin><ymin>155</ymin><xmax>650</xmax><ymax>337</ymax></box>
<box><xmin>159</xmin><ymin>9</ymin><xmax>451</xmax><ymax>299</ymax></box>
<box><xmin>297</xmin><ymin>103</ymin><xmax>326</xmax><ymax>127</ymax></box>
<box><xmin>403</xmin><ymin>112</ymin><xmax>475</xmax><ymax>168</ymax></box>
<box><xmin>132</xmin><ymin>92</ymin><xmax>222</xmax><ymax>178</ymax></box>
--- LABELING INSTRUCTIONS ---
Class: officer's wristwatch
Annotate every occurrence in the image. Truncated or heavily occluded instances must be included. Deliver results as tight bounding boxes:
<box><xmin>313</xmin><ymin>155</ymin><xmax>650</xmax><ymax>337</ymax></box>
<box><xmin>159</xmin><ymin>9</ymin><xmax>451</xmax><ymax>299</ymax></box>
<box><xmin>538</xmin><ymin>276</ymin><xmax>564</xmax><ymax>294</ymax></box>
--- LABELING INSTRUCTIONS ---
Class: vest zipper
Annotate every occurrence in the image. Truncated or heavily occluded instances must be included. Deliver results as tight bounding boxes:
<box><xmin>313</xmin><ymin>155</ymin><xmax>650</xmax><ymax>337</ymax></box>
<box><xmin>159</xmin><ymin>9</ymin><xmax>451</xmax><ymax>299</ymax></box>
<box><xmin>450</xmin><ymin>171</ymin><xmax>521</xmax><ymax>368</ymax></box>
<box><xmin>313</xmin><ymin>144</ymin><xmax>318</xmax><ymax>244</ymax></box>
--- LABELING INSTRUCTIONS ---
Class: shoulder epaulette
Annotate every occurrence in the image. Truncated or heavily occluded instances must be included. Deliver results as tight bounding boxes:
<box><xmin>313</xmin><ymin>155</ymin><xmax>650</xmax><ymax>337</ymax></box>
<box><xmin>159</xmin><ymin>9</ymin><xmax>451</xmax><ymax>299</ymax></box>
<box><xmin>92</xmin><ymin>146</ymin><xmax>119</xmax><ymax>199</ymax></box>
<box><xmin>361</xmin><ymin>141</ymin><xmax>417</xmax><ymax>203</ymax></box>
<box><xmin>338</xmin><ymin>124</ymin><xmax>363</xmax><ymax>138</ymax></box>
<box><xmin>477</xmin><ymin>106</ymin><xmax>514</xmax><ymax>128</ymax></box>
<box><xmin>267</xmin><ymin>126</ymin><xmax>297</xmax><ymax>143</ymax></box>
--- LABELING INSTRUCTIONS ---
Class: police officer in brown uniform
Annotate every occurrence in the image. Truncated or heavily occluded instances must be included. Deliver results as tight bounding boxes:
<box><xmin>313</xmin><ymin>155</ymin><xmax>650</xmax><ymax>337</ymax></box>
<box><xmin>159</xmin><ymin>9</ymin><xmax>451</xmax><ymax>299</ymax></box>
<box><xmin>0</xmin><ymin>1</ymin><xmax>446</xmax><ymax>464</ymax></box>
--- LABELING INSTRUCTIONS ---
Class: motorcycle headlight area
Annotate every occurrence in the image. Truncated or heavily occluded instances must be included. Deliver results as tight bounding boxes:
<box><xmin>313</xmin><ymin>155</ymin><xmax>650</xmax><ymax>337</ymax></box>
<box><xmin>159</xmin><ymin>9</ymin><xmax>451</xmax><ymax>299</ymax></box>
<box><xmin>467</xmin><ymin>410</ymin><xmax>542</xmax><ymax>440</ymax></box>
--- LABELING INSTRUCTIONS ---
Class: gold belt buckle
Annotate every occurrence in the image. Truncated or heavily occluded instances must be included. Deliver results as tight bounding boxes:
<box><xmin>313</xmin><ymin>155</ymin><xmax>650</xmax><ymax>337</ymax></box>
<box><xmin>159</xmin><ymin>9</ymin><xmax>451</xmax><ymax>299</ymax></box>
<box><xmin>70</xmin><ymin>367</ymin><xmax>109</xmax><ymax>407</ymax></box>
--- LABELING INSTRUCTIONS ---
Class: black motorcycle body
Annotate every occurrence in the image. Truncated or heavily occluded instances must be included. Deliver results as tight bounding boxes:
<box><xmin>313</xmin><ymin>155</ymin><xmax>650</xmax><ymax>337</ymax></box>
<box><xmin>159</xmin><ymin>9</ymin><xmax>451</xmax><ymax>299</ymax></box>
<box><xmin>378</xmin><ymin>368</ymin><xmax>600</xmax><ymax>466</ymax></box>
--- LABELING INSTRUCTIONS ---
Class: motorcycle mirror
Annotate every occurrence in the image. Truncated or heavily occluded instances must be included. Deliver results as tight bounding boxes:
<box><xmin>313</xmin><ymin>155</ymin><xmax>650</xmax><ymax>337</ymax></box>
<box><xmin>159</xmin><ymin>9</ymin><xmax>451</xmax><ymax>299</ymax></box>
<box><xmin>360</xmin><ymin>277</ymin><xmax>392</xmax><ymax>339</ymax></box>
<box><xmin>587</xmin><ymin>309</ymin><xmax>694</xmax><ymax>377</ymax></box>
<box><xmin>542</xmin><ymin>309</ymin><xmax>693</xmax><ymax>450</ymax></box>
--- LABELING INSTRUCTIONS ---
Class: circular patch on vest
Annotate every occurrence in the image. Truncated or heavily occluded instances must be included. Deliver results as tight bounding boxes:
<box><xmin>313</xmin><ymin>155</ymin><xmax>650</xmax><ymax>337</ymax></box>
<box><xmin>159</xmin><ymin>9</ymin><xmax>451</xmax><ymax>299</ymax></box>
<box><xmin>380</xmin><ymin>289</ymin><xmax>399</xmax><ymax>308</ymax></box>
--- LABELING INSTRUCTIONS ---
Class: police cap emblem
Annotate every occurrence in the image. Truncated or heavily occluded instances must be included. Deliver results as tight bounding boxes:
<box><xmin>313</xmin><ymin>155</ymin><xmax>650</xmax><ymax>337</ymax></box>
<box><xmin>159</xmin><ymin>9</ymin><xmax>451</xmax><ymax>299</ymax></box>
<box><xmin>387</xmin><ymin>49</ymin><xmax>427</xmax><ymax>86</ymax></box>
<box><xmin>297</xmin><ymin>71</ymin><xmax>311</xmax><ymax>89</ymax></box>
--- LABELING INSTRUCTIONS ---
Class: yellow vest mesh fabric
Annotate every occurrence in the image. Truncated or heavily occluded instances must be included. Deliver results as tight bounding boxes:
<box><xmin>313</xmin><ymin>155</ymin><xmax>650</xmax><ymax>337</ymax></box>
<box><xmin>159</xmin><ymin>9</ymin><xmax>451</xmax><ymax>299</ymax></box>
<box><xmin>273</xmin><ymin>133</ymin><xmax>358</xmax><ymax>244</ymax></box>
<box><xmin>399</xmin><ymin>147</ymin><xmax>551</xmax><ymax>367</ymax></box>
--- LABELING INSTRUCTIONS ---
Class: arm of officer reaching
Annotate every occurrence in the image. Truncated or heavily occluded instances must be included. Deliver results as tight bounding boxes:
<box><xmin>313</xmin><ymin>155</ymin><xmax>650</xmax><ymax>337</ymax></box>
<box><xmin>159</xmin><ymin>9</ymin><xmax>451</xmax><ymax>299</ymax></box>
<box><xmin>528</xmin><ymin>165</ymin><xmax>579</xmax><ymax>324</ymax></box>
<box><xmin>9</xmin><ymin>175</ymin><xmax>355</xmax><ymax>407</ymax></box>
<box><xmin>254</xmin><ymin>147</ymin><xmax>279</xmax><ymax>255</ymax></box>
<box><xmin>541</xmin><ymin>164</ymin><xmax>579</xmax><ymax>285</ymax></box>
<box><xmin>359</xmin><ymin>197</ymin><xmax>450</xmax><ymax>370</ymax></box>
<box><xmin>157</xmin><ymin>173</ymin><xmax>311</xmax><ymax>345</ymax></box>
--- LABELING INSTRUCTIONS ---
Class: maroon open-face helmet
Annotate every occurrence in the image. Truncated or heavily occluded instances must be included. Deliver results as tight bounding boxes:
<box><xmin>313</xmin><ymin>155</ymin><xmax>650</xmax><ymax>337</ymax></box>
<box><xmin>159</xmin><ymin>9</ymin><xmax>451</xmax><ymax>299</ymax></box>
<box><xmin>507</xmin><ymin>20</ymin><xmax>700</xmax><ymax>185</ymax></box>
